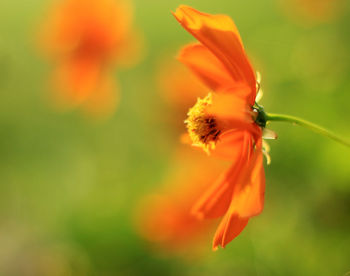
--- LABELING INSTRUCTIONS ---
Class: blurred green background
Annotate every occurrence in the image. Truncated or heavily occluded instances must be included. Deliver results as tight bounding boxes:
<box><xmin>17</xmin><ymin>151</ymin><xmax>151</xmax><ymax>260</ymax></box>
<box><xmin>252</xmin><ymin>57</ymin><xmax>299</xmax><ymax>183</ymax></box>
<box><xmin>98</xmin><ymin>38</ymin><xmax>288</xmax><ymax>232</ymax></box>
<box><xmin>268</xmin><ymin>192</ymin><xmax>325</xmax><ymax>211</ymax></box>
<box><xmin>0</xmin><ymin>0</ymin><xmax>349</xmax><ymax>275</ymax></box>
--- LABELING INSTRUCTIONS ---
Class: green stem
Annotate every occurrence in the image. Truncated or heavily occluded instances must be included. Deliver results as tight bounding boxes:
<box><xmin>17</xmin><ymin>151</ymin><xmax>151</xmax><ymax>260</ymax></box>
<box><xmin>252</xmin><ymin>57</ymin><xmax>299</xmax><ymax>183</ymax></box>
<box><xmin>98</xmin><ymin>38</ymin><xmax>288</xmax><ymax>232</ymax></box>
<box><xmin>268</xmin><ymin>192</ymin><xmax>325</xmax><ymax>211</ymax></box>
<box><xmin>265</xmin><ymin>113</ymin><xmax>350</xmax><ymax>148</ymax></box>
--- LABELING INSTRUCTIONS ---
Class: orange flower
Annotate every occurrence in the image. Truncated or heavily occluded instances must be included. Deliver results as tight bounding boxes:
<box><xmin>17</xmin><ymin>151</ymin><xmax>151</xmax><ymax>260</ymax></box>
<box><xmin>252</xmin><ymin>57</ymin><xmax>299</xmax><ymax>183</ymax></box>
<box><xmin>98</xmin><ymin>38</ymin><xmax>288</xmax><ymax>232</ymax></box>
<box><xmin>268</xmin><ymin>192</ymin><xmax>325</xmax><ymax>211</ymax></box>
<box><xmin>39</xmin><ymin>0</ymin><xmax>141</xmax><ymax>117</ymax></box>
<box><xmin>173</xmin><ymin>6</ymin><xmax>268</xmax><ymax>250</ymax></box>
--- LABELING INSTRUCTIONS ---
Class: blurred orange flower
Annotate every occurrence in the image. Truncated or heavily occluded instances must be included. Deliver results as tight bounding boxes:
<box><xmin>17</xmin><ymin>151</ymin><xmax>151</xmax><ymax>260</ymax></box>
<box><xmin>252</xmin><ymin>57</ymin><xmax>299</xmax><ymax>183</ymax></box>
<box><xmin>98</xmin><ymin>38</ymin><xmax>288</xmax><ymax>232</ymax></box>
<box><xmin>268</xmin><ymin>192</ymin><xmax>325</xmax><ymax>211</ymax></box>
<box><xmin>156</xmin><ymin>57</ymin><xmax>209</xmax><ymax>132</ymax></box>
<box><xmin>134</xmin><ymin>147</ymin><xmax>224</xmax><ymax>254</ymax></box>
<box><xmin>280</xmin><ymin>0</ymin><xmax>345</xmax><ymax>25</ymax></box>
<box><xmin>173</xmin><ymin>5</ymin><xmax>267</xmax><ymax>250</ymax></box>
<box><xmin>157</xmin><ymin>58</ymin><xmax>208</xmax><ymax>114</ymax></box>
<box><xmin>39</xmin><ymin>0</ymin><xmax>142</xmax><ymax>117</ymax></box>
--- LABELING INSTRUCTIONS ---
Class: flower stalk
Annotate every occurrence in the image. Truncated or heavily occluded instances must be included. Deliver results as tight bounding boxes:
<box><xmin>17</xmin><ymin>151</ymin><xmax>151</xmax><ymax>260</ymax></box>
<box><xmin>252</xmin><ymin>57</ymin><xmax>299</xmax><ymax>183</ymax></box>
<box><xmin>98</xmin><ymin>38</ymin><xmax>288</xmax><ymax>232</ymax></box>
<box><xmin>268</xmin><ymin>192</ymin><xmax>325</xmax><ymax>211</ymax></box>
<box><xmin>255</xmin><ymin>106</ymin><xmax>350</xmax><ymax>148</ymax></box>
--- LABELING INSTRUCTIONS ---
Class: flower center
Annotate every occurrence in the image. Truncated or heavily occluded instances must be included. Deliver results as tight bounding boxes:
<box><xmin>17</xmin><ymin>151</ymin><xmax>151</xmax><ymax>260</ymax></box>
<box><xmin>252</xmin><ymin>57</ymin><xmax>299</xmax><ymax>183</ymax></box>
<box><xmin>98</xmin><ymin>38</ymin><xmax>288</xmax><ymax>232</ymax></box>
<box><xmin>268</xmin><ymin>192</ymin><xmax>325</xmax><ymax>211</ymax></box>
<box><xmin>185</xmin><ymin>93</ymin><xmax>221</xmax><ymax>153</ymax></box>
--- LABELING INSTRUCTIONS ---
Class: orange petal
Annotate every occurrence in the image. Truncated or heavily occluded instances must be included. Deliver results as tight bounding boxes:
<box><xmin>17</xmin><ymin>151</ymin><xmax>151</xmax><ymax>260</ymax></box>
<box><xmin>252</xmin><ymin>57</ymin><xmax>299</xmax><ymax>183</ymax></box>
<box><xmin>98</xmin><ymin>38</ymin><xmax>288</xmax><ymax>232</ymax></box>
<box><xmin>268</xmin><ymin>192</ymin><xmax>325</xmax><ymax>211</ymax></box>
<box><xmin>211</xmin><ymin>147</ymin><xmax>265</xmax><ymax>250</ymax></box>
<box><xmin>178</xmin><ymin>43</ymin><xmax>234</xmax><ymax>92</ymax></box>
<box><xmin>207</xmin><ymin>93</ymin><xmax>253</xmax><ymax>125</ymax></box>
<box><xmin>231</xmin><ymin>147</ymin><xmax>265</xmax><ymax>218</ymax></box>
<box><xmin>191</xmin><ymin>164</ymin><xmax>238</xmax><ymax>220</ymax></box>
<box><xmin>212</xmin><ymin>213</ymin><xmax>249</xmax><ymax>250</ymax></box>
<box><xmin>211</xmin><ymin>130</ymin><xmax>246</xmax><ymax>160</ymax></box>
<box><xmin>173</xmin><ymin>5</ymin><xmax>256</xmax><ymax>104</ymax></box>
<box><xmin>191</xmin><ymin>131</ymin><xmax>252</xmax><ymax>219</ymax></box>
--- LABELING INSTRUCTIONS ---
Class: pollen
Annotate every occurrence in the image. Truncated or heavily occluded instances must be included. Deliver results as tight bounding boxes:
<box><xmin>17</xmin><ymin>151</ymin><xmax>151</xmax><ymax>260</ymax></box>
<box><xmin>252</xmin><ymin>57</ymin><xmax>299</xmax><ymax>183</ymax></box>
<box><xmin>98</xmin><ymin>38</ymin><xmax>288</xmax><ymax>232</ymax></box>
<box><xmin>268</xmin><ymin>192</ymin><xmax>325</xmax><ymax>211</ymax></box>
<box><xmin>185</xmin><ymin>93</ymin><xmax>221</xmax><ymax>153</ymax></box>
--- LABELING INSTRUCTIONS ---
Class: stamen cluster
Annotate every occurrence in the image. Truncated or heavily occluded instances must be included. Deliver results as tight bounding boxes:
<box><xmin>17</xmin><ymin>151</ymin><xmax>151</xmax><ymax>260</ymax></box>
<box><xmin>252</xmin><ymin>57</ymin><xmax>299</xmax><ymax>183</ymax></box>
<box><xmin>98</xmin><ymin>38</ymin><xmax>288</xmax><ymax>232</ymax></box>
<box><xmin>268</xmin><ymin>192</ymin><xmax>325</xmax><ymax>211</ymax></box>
<box><xmin>185</xmin><ymin>93</ymin><xmax>221</xmax><ymax>153</ymax></box>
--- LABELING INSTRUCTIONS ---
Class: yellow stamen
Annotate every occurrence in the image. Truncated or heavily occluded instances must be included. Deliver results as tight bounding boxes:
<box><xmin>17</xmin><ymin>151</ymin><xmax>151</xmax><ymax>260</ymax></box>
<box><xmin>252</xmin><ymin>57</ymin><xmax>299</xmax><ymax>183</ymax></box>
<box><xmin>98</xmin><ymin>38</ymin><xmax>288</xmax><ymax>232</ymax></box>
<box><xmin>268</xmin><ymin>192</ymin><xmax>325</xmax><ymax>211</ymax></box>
<box><xmin>185</xmin><ymin>93</ymin><xmax>221</xmax><ymax>154</ymax></box>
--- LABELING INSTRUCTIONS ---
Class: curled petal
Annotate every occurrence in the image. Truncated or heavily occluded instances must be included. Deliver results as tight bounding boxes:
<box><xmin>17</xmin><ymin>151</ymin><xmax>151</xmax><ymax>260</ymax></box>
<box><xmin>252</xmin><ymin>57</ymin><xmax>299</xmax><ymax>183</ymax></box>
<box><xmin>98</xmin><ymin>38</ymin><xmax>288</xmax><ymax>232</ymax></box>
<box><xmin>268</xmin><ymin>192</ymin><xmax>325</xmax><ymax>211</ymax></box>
<box><xmin>173</xmin><ymin>5</ymin><xmax>256</xmax><ymax>104</ymax></box>
<box><xmin>231</xmin><ymin>147</ymin><xmax>266</xmax><ymax>218</ymax></box>
<box><xmin>191</xmin><ymin>131</ymin><xmax>252</xmax><ymax>219</ymax></box>
<box><xmin>211</xmin><ymin>139</ymin><xmax>265</xmax><ymax>249</ymax></box>
<box><xmin>192</xmin><ymin>163</ymin><xmax>240</xmax><ymax>220</ymax></box>
<box><xmin>213</xmin><ymin>214</ymin><xmax>249</xmax><ymax>250</ymax></box>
